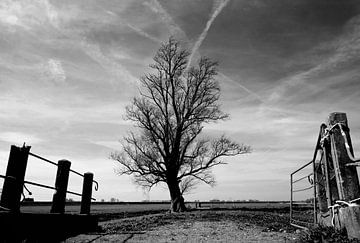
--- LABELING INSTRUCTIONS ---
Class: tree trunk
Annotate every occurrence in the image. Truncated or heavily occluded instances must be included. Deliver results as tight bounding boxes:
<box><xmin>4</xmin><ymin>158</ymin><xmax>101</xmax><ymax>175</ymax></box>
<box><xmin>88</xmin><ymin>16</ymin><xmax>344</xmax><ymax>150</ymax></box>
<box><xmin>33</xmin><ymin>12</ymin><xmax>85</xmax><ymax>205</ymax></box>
<box><xmin>167</xmin><ymin>180</ymin><xmax>187</xmax><ymax>212</ymax></box>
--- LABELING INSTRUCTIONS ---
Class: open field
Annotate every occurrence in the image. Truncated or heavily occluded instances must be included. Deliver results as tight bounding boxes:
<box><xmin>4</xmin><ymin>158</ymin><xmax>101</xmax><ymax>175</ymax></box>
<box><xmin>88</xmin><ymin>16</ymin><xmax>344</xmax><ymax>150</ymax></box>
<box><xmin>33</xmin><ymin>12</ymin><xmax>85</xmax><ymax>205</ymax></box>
<box><xmin>16</xmin><ymin>201</ymin><xmax>315</xmax><ymax>241</ymax></box>
<box><xmin>21</xmin><ymin>202</ymin><xmax>170</xmax><ymax>221</ymax></box>
<box><xmin>68</xmin><ymin>210</ymin><xmax>300</xmax><ymax>242</ymax></box>
<box><xmin>20</xmin><ymin>201</ymin><xmax>296</xmax><ymax>221</ymax></box>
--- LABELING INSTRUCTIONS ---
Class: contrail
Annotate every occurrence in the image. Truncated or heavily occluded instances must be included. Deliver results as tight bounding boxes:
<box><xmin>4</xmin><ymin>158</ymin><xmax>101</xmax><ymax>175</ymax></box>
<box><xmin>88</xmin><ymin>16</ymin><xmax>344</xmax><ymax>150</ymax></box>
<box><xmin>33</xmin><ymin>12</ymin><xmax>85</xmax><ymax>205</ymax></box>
<box><xmin>81</xmin><ymin>39</ymin><xmax>138</xmax><ymax>87</ymax></box>
<box><xmin>105</xmin><ymin>10</ymin><xmax>161</xmax><ymax>43</ymax></box>
<box><xmin>144</xmin><ymin>0</ymin><xmax>262</xmax><ymax>102</ymax></box>
<box><xmin>183</xmin><ymin>0</ymin><xmax>262</xmax><ymax>102</ymax></box>
<box><xmin>126</xmin><ymin>23</ymin><xmax>162</xmax><ymax>43</ymax></box>
<box><xmin>145</xmin><ymin>0</ymin><xmax>188</xmax><ymax>41</ymax></box>
<box><xmin>186</xmin><ymin>0</ymin><xmax>230</xmax><ymax>70</ymax></box>
<box><xmin>218</xmin><ymin>72</ymin><xmax>265</xmax><ymax>103</ymax></box>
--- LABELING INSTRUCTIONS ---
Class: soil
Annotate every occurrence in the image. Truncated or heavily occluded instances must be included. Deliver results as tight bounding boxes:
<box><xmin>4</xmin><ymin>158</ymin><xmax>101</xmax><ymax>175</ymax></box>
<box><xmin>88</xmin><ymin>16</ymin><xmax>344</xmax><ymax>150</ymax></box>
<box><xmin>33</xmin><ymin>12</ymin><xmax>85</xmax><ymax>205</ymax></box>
<box><xmin>66</xmin><ymin>210</ymin><xmax>301</xmax><ymax>242</ymax></box>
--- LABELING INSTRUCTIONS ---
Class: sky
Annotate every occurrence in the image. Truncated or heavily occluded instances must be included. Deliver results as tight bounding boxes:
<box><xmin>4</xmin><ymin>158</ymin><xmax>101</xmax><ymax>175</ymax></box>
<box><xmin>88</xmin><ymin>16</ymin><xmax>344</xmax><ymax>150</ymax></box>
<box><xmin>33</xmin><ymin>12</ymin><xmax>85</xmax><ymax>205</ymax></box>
<box><xmin>0</xmin><ymin>0</ymin><xmax>360</xmax><ymax>202</ymax></box>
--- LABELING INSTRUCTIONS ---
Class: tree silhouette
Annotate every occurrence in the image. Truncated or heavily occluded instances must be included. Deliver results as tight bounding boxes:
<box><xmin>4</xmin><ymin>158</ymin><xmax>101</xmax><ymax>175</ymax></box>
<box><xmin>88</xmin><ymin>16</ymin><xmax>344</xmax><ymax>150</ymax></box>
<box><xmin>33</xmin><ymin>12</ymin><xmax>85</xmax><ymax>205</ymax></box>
<box><xmin>111</xmin><ymin>38</ymin><xmax>251</xmax><ymax>212</ymax></box>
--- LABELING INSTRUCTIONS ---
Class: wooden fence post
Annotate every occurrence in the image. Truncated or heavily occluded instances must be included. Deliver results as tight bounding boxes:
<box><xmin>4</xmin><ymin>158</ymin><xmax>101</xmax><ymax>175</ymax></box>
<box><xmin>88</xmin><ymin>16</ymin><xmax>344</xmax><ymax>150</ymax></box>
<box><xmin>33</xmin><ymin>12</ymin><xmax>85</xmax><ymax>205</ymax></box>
<box><xmin>328</xmin><ymin>112</ymin><xmax>360</xmax><ymax>239</ymax></box>
<box><xmin>51</xmin><ymin>160</ymin><xmax>71</xmax><ymax>214</ymax></box>
<box><xmin>80</xmin><ymin>172</ymin><xmax>93</xmax><ymax>214</ymax></box>
<box><xmin>0</xmin><ymin>145</ymin><xmax>31</xmax><ymax>212</ymax></box>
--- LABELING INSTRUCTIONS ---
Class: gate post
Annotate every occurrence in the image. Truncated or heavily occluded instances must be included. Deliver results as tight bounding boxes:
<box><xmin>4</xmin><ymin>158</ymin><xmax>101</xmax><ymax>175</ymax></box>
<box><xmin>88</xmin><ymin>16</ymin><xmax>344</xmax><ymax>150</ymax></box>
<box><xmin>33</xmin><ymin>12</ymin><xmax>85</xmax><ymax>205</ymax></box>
<box><xmin>315</xmin><ymin>160</ymin><xmax>328</xmax><ymax>213</ymax></box>
<box><xmin>0</xmin><ymin>145</ymin><xmax>31</xmax><ymax>212</ymax></box>
<box><xmin>80</xmin><ymin>172</ymin><xmax>93</xmax><ymax>214</ymax></box>
<box><xmin>328</xmin><ymin>112</ymin><xmax>360</xmax><ymax>239</ymax></box>
<box><xmin>51</xmin><ymin>160</ymin><xmax>71</xmax><ymax>214</ymax></box>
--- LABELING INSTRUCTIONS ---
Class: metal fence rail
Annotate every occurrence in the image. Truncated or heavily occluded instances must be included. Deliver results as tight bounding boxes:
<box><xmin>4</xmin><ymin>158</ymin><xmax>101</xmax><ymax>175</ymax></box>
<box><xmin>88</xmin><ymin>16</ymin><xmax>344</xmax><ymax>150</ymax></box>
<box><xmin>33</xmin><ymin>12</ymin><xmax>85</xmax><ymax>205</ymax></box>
<box><xmin>0</xmin><ymin>174</ymin><xmax>95</xmax><ymax>200</ymax></box>
<box><xmin>28</xmin><ymin>152</ymin><xmax>99</xmax><ymax>191</ymax></box>
<box><xmin>290</xmin><ymin>160</ymin><xmax>315</xmax><ymax>229</ymax></box>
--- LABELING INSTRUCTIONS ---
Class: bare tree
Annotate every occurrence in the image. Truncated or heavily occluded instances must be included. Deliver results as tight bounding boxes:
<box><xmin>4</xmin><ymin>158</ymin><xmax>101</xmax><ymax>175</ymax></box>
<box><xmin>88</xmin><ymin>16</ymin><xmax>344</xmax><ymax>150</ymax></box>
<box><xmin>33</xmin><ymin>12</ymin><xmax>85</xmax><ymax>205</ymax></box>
<box><xmin>111</xmin><ymin>38</ymin><xmax>251</xmax><ymax>212</ymax></box>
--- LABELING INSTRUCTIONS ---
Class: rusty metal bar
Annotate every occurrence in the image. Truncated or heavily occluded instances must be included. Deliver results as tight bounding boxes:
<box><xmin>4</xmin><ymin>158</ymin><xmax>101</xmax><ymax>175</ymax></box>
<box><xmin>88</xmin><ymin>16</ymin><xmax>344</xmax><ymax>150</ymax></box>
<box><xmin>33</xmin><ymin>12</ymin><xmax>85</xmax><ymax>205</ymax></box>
<box><xmin>291</xmin><ymin>161</ymin><xmax>313</xmax><ymax>176</ymax></box>
<box><xmin>0</xmin><ymin>176</ymin><xmax>96</xmax><ymax>200</ymax></box>
<box><xmin>29</xmin><ymin>151</ymin><xmax>98</xmax><ymax>193</ymax></box>
<box><xmin>322</xmin><ymin>144</ymin><xmax>333</xmax><ymax>208</ymax></box>
<box><xmin>290</xmin><ymin>222</ymin><xmax>310</xmax><ymax>230</ymax></box>
<box><xmin>291</xmin><ymin>202</ymin><xmax>313</xmax><ymax>205</ymax></box>
<box><xmin>291</xmin><ymin>218</ymin><xmax>315</xmax><ymax>229</ymax></box>
<box><xmin>23</xmin><ymin>180</ymin><xmax>94</xmax><ymax>199</ymax></box>
<box><xmin>290</xmin><ymin>174</ymin><xmax>293</xmax><ymax>224</ymax></box>
<box><xmin>291</xmin><ymin>218</ymin><xmax>314</xmax><ymax>225</ymax></box>
<box><xmin>292</xmin><ymin>173</ymin><xmax>314</xmax><ymax>184</ymax></box>
<box><xmin>312</xmin><ymin>124</ymin><xmax>327</xmax><ymax>224</ymax></box>
<box><xmin>28</xmin><ymin>152</ymin><xmax>58</xmax><ymax>166</ymax></box>
<box><xmin>69</xmin><ymin>169</ymin><xmax>99</xmax><ymax>192</ymax></box>
<box><xmin>293</xmin><ymin>185</ymin><xmax>314</xmax><ymax>193</ymax></box>
<box><xmin>291</xmin><ymin>208</ymin><xmax>313</xmax><ymax>213</ymax></box>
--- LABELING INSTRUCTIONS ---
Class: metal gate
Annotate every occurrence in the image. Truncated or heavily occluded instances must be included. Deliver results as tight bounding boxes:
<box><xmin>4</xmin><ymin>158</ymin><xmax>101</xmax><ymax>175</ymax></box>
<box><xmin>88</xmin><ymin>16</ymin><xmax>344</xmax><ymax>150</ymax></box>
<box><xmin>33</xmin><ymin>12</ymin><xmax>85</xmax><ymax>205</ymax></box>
<box><xmin>290</xmin><ymin>160</ymin><xmax>316</xmax><ymax>229</ymax></box>
<box><xmin>290</xmin><ymin>124</ymin><xmax>326</xmax><ymax>229</ymax></box>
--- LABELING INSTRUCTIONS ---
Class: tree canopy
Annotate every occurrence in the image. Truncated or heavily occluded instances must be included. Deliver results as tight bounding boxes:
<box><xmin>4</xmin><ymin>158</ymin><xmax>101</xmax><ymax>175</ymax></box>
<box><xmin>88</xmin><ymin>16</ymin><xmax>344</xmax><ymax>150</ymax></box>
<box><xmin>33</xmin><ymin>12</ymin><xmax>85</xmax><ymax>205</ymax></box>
<box><xmin>111</xmin><ymin>38</ymin><xmax>251</xmax><ymax>212</ymax></box>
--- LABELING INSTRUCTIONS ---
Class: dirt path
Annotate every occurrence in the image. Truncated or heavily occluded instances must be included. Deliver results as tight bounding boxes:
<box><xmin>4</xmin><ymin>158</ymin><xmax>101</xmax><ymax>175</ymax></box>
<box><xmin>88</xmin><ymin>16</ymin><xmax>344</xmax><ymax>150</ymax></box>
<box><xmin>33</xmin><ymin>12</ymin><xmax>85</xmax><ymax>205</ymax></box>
<box><xmin>66</xmin><ymin>210</ymin><xmax>300</xmax><ymax>242</ymax></box>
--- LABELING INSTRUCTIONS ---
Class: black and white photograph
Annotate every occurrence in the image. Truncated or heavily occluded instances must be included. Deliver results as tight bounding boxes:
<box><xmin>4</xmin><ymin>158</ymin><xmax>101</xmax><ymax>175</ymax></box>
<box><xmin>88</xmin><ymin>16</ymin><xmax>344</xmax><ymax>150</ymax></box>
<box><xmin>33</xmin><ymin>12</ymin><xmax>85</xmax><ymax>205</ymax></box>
<box><xmin>0</xmin><ymin>0</ymin><xmax>360</xmax><ymax>242</ymax></box>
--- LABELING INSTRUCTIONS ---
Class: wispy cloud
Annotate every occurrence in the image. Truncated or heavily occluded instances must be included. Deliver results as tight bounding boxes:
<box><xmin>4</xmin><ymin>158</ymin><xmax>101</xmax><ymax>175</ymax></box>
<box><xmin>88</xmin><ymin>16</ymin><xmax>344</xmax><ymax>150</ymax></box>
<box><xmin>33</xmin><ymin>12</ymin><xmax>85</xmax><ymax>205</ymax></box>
<box><xmin>105</xmin><ymin>10</ymin><xmax>161</xmax><ymax>43</ymax></box>
<box><xmin>1</xmin><ymin>0</ymin><xmax>359</xmax><ymax>202</ymax></box>
<box><xmin>184</xmin><ymin>0</ymin><xmax>263</xmax><ymax>103</ymax></box>
<box><xmin>268</xmin><ymin>14</ymin><xmax>360</xmax><ymax>104</ymax></box>
<box><xmin>126</xmin><ymin>23</ymin><xmax>162</xmax><ymax>43</ymax></box>
<box><xmin>144</xmin><ymin>0</ymin><xmax>187</xmax><ymax>41</ymax></box>
<box><xmin>42</xmin><ymin>59</ymin><xmax>66</xmax><ymax>84</ymax></box>
<box><xmin>0</xmin><ymin>0</ymin><xmax>60</xmax><ymax>30</ymax></box>
<box><xmin>80</xmin><ymin>39</ymin><xmax>138</xmax><ymax>87</ymax></box>
<box><xmin>218</xmin><ymin>72</ymin><xmax>264</xmax><ymax>103</ymax></box>
<box><xmin>42</xmin><ymin>4</ymin><xmax>140</xmax><ymax>88</ymax></box>
<box><xmin>0</xmin><ymin>132</ymin><xmax>43</xmax><ymax>145</ymax></box>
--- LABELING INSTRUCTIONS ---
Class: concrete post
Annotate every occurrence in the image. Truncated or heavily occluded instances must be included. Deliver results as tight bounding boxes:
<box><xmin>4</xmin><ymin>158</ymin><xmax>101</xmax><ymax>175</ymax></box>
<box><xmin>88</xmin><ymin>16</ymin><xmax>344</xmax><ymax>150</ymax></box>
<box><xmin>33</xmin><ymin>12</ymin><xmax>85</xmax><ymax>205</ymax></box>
<box><xmin>0</xmin><ymin>145</ymin><xmax>31</xmax><ymax>212</ymax></box>
<box><xmin>51</xmin><ymin>160</ymin><xmax>71</xmax><ymax>214</ymax></box>
<box><xmin>80</xmin><ymin>172</ymin><xmax>93</xmax><ymax>214</ymax></box>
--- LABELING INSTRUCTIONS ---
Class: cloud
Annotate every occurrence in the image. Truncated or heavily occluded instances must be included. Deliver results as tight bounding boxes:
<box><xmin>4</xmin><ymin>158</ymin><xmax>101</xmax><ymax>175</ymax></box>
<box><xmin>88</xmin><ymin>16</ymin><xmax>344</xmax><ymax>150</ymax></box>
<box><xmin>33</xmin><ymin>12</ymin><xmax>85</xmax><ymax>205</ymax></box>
<box><xmin>126</xmin><ymin>23</ymin><xmax>162</xmax><ymax>43</ymax></box>
<box><xmin>0</xmin><ymin>132</ymin><xmax>43</xmax><ymax>145</ymax></box>
<box><xmin>187</xmin><ymin>0</ymin><xmax>230</xmax><ymax>69</ymax></box>
<box><xmin>43</xmin><ymin>59</ymin><xmax>66</xmax><ymax>84</ymax></box>
<box><xmin>1</xmin><ymin>0</ymin><xmax>358</xmax><ymax>202</ymax></box>
<box><xmin>91</xmin><ymin>140</ymin><xmax>121</xmax><ymax>150</ymax></box>
<box><xmin>218</xmin><ymin>72</ymin><xmax>264</xmax><ymax>103</ymax></box>
<box><xmin>268</xmin><ymin>14</ymin><xmax>360</xmax><ymax>104</ymax></box>
<box><xmin>144</xmin><ymin>0</ymin><xmax>188</xmax><ymax>41</ymax></box>
<box><xmin>80</xmin><ymin>39</ymin><xmax>138</xmax><ymax>87</ymax></box>
<box><xmin>105</xmin><ymin>10</ymin><xmax>161</xmax><ymax>43</ymax></box>
<box><xmin>184</xmin><ymin>0</ymin><xmax>262</xmax><ymax>104</ymax></box>
<box><xmin>0</xmin><ymin>0</ymin><xmax>60</xmax><ymax>30</ymax></box>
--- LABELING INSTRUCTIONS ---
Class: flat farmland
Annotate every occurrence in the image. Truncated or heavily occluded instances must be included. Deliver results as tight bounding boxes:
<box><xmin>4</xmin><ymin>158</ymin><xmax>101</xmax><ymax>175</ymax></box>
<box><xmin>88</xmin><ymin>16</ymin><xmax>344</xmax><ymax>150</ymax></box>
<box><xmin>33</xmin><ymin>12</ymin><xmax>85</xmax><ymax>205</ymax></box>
<box><xmin>18</xmin><ymin>201</ymin><xmax>310</xmax><ymax>242</ymax></box>
<box><xmin>20</xmin><ymin>201</ymin><xmax>293</xmax><ymax>222</ymax></box>
<box><xmin>21</xmin><ymin>202</ymin><xmax>170</xmax><ymax>221</ymax></box>
<box><xmin>69</xmin><ymin>210</ymin><xmax>301</xmax><ymax>242</ymax></box>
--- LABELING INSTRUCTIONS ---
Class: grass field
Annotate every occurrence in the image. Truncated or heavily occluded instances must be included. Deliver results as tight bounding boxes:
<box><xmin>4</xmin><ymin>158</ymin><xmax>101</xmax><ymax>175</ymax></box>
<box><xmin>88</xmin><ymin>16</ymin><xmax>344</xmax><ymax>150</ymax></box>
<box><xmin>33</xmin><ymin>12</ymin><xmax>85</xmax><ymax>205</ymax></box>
<box><xmin>15</xmin><ymin>201</ymin><xmax>319</xmax><ymax>242</ymax></box>
<box><xmin>20</xmin><ymin>201</ymin><xmax>294</xmax><ymax>221</ymax></box>
<box><xmin>21</xmin><ymin>202</ymin><xmax>170</xmax><ymax>221</ymax></box>
<box><xmin>70</xmin><ymin>210</ymin><xmax>300</xmax><ymax>242</ymax></box>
